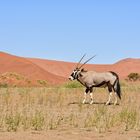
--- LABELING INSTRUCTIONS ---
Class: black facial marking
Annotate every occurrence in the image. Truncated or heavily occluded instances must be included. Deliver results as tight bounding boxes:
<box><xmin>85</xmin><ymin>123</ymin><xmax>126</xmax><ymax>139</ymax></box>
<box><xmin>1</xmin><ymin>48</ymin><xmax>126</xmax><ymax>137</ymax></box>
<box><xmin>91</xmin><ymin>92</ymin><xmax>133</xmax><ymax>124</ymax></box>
<box><xmin>70</xmin><ymin>70</ymin><xmax>79</xmax><ymax>80</ymax></box>
<box><xmin>71</xmin><ymin>73</ymin><xmax>74</xmax><ymax>77</ymax></box>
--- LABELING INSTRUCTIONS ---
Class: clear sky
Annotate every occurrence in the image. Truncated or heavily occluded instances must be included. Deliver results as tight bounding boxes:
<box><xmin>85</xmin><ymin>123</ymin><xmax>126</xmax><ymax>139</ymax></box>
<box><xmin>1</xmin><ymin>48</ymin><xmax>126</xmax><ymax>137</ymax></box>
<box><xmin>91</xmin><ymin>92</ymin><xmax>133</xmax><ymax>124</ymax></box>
<box><xmin>0</xmin><ymin>0</ymin><xmax>140</xmax><ymax>64</ymax></box>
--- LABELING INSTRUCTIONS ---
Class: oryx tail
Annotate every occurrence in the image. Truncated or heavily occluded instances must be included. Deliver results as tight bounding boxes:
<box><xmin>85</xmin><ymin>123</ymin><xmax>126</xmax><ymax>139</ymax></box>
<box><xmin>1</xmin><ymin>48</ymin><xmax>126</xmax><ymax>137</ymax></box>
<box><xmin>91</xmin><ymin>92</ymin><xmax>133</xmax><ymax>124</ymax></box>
<box><xmin>110</xmin><ymin>71</ymin><xmax>121</xmax><ymax>99</ymax></box>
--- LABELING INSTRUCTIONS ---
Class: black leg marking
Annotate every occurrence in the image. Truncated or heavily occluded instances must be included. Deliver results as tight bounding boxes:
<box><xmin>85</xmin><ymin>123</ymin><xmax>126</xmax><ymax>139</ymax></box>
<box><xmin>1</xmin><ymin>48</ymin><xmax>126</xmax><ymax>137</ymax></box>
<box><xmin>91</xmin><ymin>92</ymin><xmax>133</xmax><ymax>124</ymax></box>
<box><xmin>85</xmin><ymin>88</ymin><xmax>89</xmax><ymax>94</ymax></box>
<box><xmin>107</xmin><ymin>82</ymin><xmax>113</xmax><ymax>92</ymax></box>
<box><xmin>106</xmin><ymin>82</ymin><xmax>113</xmax><ymax>105</ymax></box>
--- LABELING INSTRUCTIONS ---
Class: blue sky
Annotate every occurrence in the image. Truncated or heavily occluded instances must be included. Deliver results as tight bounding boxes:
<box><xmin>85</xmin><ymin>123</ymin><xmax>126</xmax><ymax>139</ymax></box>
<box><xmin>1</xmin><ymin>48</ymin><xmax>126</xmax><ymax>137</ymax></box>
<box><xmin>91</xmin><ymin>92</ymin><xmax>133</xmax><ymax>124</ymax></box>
<box><xmin>0</xmin><ymin>0</ymin><xmax>140</xmax><ymax>64</ymax></box>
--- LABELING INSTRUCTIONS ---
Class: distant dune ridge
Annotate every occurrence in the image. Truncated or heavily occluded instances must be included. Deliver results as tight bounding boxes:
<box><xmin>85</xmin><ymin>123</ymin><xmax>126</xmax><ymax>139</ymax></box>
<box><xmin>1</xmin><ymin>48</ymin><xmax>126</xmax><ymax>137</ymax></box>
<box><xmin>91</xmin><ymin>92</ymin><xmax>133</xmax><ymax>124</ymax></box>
<box><xmin>0</xmin><ymin>52</ymin><xmax>66</xmax><ymax>86</ymax></box>
<box><xmin>0</xmin><ymin>51</ymin><xmax>140</xmax><ymax>86</ymax></box>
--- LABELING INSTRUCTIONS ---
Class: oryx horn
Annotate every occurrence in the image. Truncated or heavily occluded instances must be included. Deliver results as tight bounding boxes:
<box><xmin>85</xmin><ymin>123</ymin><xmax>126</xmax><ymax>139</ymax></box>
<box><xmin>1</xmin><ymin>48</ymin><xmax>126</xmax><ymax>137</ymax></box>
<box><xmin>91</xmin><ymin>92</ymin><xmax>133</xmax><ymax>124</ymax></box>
<box><xmin>76</xmin><ymin>53</ymin><xmax>86</xmax><ymax>68</ymax></box>
<box><xmin>79</xmin><ymin>55</ymin><xmax>96</xmax><ymax>69</ymax></box>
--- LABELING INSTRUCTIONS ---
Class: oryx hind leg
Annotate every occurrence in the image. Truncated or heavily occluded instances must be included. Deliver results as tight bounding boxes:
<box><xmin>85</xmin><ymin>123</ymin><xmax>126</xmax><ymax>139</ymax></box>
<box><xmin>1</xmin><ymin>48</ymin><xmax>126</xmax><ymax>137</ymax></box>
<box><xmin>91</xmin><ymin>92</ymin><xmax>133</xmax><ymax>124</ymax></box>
<box><xmin>113</xmin><ymin>87</ymin><xmax>118</xmax><ymax>105</ymax></box>
<box><xmin>106</xmin><ymin>83</ymin><xmax>113</xmax><ymax>105</ymax></box>
<box><xmin>114</xmin><ymin>92</ymin><xmax>118</xmax><ymax>105</ymax></box>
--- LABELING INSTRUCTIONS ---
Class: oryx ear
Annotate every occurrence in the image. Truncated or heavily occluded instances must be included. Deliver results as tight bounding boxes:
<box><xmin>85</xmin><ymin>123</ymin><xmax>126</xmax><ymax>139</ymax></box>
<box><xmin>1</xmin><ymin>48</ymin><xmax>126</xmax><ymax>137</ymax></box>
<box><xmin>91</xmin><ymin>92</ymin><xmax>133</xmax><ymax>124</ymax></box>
<box><xmin>79</xmin><ymin>73</ymin><xmax>83</xmax><ymax>77</ymax></box>
<box><xmin>81</xmin><ymin>68</ymin><xmax>87</xmax><ymax>72</ymax></box>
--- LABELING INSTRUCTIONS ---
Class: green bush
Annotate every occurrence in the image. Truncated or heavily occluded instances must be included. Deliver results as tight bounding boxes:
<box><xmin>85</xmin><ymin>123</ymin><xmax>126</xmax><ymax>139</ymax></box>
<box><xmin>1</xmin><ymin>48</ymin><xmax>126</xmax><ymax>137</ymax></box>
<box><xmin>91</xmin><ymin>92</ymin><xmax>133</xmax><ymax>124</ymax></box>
<box><xmin>119</xmin><ymin>108</ymin><xmax>137</xmax><ymax>131</ymax></box>
<box><xmin>63</xmin><ymin>81</ymin><xmax>83</xmax><ymax>88</ymax></box>
<box><xmin>127</xmin><ymin>73</ymin><xmax>140</xmax><ymax>81</ymax></box>
<box><xmin>31</xmin><ymin>111</ymin><xmax>44</xmax><ymax>131</ymax></box>
<box><xmin>37</xmin><ymin>80</ymin><xmax>47</xmax><ymax>86</ymax></box>
<box><xmin>0</xmin><ymin>83</ymin><xmax>8</xmax><ymax>88</ymax></box>
<box><xmin>5</xmin><ymin>113</ymin><xmax>21</xmax><ymax>132</ymax></box>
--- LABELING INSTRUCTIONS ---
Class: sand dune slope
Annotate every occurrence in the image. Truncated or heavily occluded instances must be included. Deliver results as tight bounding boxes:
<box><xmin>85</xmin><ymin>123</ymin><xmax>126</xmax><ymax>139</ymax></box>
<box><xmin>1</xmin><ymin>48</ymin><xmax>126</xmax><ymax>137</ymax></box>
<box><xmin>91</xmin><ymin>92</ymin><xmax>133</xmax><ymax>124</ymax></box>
<box><xmin>0</xmin><ymin>52</ymin><xmax>66</xmax><ymax>85</ymax></box>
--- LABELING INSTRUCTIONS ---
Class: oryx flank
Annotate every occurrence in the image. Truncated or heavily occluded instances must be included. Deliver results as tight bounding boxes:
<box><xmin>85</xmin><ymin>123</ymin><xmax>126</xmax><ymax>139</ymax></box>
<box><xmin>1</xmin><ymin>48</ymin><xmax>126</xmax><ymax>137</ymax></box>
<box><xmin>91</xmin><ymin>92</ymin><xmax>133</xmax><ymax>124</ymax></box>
<box><xmin>69</xmin><ymin>54</ymin><xmax>121</xmax><ymax>105</ymax></box>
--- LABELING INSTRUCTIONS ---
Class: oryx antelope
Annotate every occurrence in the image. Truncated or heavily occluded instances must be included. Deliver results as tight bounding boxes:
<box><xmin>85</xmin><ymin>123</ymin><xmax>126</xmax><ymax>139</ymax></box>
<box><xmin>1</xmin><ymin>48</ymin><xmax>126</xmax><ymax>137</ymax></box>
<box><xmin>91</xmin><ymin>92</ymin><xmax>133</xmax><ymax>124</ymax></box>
<box><xmin>69</xmin><ymin>54</ymin><xmax>121</xmax><ymax>105</ymax></box>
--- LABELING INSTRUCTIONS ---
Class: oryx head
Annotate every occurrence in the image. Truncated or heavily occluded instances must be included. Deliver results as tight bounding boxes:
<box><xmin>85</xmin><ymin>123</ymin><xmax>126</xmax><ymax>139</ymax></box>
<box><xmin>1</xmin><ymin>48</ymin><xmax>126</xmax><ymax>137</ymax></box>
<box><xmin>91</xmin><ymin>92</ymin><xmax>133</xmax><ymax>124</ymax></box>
<box><xmin>69</xmin><ymin>67</ymin><xmax>81</xmax><ymax>81</ymax></box>
<box><xmin>69</xmin><ymin>54</ymin><xmax>96</xmax><ymax>81</ymax></box>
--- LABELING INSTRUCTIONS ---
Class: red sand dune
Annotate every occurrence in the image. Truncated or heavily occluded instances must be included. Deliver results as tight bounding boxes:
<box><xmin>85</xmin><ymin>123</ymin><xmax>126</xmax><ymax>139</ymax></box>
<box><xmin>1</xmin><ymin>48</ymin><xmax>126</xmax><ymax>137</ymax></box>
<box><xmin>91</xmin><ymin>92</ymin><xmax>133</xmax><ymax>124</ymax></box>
<box><xmin>0</xmin><ymin>51</ymin><xmax>140</xmax><ymax>86</ymax></box>
<box><xmin>0</xmin><ymin>52</ymin><xmax>66</xmax><ymax>85</ymax></box>
<box><xmin>112</xmin><ymin>58</ymin><xmax>140</xmax><ymax>78</ymax></box>
<box><xmin>28</xmin><ymin>58</ymin><xmax>112</xmax><ymax>78</ymax></box>
<box><xmin>29</xmin><ymin>58</ymin><xmax>140</xmax><ymax>80</ymax></box>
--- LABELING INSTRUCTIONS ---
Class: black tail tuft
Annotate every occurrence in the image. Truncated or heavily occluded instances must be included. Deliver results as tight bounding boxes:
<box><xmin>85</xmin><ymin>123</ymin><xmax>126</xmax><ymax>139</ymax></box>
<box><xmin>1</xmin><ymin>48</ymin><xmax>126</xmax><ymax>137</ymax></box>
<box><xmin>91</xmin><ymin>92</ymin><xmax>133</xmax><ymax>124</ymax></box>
<box><xmin>109</xmin><ymin>71</ymin><xmax>121</xmax><ymax>100</ymax></box>
<box><xmin>116</xmin><ymin>80</ymin><xmax>121</xmax><ymax>99</ymax></box>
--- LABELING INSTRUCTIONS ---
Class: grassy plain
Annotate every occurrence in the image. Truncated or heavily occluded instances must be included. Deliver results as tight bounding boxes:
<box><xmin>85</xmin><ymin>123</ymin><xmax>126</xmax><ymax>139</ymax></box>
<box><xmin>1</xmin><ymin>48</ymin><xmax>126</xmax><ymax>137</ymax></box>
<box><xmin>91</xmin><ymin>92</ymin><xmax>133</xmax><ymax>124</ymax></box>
<box><xmin>0</xmin><ymin>82</ymin><xmax>140</xmax><ymax>140</ymax></box>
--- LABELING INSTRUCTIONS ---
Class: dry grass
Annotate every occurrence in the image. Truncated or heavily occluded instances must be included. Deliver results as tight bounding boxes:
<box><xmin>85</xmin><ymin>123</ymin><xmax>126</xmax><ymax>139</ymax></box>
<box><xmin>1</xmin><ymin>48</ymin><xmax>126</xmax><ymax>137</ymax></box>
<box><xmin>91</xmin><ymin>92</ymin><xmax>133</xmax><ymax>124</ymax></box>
<box><xmin>0</xmin><ymin>84</ymin><xmax>139</xmax><ymax>133</ymax></box>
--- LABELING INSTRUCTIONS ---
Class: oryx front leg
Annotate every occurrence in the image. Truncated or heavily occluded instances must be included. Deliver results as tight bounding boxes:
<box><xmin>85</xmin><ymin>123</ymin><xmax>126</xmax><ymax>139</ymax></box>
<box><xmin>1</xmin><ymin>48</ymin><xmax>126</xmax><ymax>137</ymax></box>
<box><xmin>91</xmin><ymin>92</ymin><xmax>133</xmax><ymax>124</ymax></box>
<box><xmin>89</xmin><ymin>88</ymin><xmax>94</xmax><ymax>104</ymax></box>
<box><xmin>106</xmin><ymin>92</ymin><xmax>113</xmax><ymax>105</ymax></box>
<box><xmin>90</xmin><ymin>92</ymin><xmax>94</xmax><ymax>104</ymax></box>
<box><xmin>106</xmin><ymin>84</ymin><xmax>113</xmax><ymax>105</ymax></box>
<box><xmin>82</xmin><ymin>88</ymin><xmax>89</xmax><ymax>104</ymax></box>
<box><xmin>82</xmin><ymin>92</ymin><xmax>87</xmax><ymax>104</ymax></box>
<box><xmin>114</xmin><ymin>92</ymin><xmax>118</xmax><ymax>105</ymax></box>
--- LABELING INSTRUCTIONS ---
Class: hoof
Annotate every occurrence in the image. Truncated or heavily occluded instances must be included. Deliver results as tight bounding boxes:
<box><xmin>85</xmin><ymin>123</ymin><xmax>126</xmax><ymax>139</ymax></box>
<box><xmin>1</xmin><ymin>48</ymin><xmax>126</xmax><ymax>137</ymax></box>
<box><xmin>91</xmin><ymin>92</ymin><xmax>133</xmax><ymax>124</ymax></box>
<box><xmin>90</xmin><ymin>101</ymin><xmax>94</xmax><ymax>105</ymax></box>
<box><xmin>105</xmin><ymin>102</ymin><xmax>110</xmax><ymax>105</ymax></box>
<box><xmin>114</xmin><ymin>102</ymin><xmax>118</xmax><ymax>105</ymax></box>
<box><xmin>82</xmin><ymin>100</ymin><xmax>86</xmax><ymax>104</ymax></box>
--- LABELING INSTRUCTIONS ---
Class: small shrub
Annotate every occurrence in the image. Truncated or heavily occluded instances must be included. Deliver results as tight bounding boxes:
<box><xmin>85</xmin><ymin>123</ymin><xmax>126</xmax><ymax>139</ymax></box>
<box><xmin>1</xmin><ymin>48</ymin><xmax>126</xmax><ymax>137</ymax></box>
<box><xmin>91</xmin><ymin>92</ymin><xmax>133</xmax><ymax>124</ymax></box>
<box><xmin>127</xmin><ymin>73</ymin><xmax>140</xmax><ymax>81</ymax></box>
<box><xmin>31</xmin><ymin>111</ymin><xmax>44</xmax><ymax>131</ymax></box>
<box><xmin>0</xmin><ymin>83</ymin><xmax>8</xmax><ymax>88</ymax></box>
<box><xmin>119</xmin><ymin>108</ymin><xmax>138</xmax><ymax>131</ymax></box>
<box><xmin>63</xmin><ymin>81</ymin><xmax>83</xmax><ymax>88</ymax></box>
<box><xmin>37</xmin><ymin>80</ymin><xmax>47</xmax><ymax>86</ymax></box>
<box><xmin>5</xmin><ymin>113</ymin><xmax>21</xmax><ymax>132</ymax></box>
